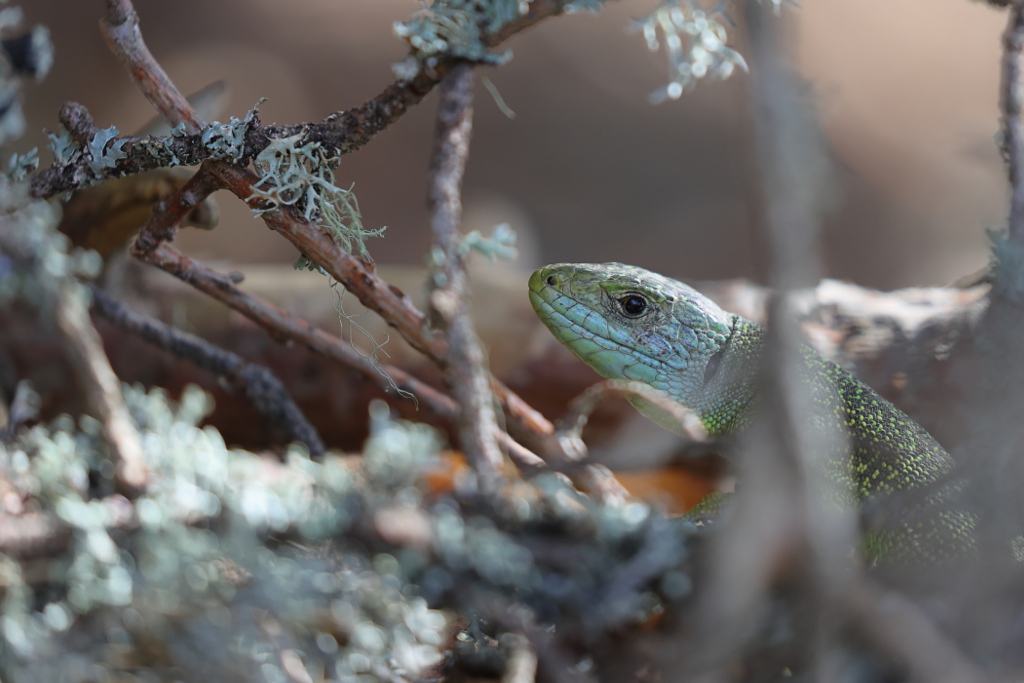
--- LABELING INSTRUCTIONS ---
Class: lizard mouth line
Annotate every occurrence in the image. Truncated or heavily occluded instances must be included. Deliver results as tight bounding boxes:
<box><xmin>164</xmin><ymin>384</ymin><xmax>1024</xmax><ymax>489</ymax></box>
<box><xmin>528</xmin><ymin>288</ymin><xmax>668</xmax><ymax>372</ymax></box>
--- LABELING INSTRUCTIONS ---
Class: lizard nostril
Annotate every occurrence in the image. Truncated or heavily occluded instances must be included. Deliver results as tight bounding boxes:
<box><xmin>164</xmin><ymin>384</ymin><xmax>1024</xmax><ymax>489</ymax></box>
<box><xmin>546</xmin><ymin>274</ymin><xmax>557</xmax><ymax>286</ymax></box>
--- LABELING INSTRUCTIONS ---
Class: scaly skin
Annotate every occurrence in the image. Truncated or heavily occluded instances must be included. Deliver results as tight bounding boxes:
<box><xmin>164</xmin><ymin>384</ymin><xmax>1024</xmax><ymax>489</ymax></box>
<box><xmin>528</xmin><ymin>262</ymin><xmax>976</xmax><ymax>563</ymax></box>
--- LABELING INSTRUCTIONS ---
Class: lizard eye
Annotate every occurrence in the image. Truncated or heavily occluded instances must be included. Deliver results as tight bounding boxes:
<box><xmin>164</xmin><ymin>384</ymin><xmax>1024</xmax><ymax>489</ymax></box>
<box><xmin>618</xmin><ymin>294</ymin><xmax>648</xmax><ymax>317</ymax></box>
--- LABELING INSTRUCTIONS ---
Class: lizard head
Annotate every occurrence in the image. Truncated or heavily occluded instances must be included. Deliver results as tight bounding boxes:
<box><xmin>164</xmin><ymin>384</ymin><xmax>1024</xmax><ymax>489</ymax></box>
<box><xmin>528</xmin><ymin>262</ymin><xmax>738</xmax><ymax>415</ymax></box>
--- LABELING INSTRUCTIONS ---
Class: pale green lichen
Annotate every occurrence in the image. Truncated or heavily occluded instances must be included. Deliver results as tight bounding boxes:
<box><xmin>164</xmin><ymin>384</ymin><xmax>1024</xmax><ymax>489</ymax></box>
<box><xmin>86</xmin><ymin>125</ymin><xmax>126</xmax><ymax>172</ymax></box>
<box><xmin>0</xmin><ymin>367</ymin><xmax>699</xmax><ymax>681</ymax></box>
<box><xmin>45</xmin><ymin>128</ymin><xmax>76</xmax><ymax>165</ymax></box>
<box><xmin>632</xmin><ymin>1</ymin><xmax>749</xmax><ymax>103</ymax></box>
<box><xmin>428</xmin><ymin>224</ymin><xmax>517</xmax><ymax>290</ymax></box>
<box><xmin>0</xmin><ymin>386</ymin><xmax>454</xmax><ymax>682</ymax></box>
<box><xmin>6</xmin><ymin>147</ymin><xmax>37</xmax><ymax>180</ymax></box>
<box><xmin>200</xmin><ymin>103</ymin><xmax>261</xmax><ymax>162</ymax></box>
<box><xmin>393</xmin><ymin>0</ymin><xmax>531</xmax><ymax>74</ymax></box>
<box><xmin>459</xmin><ymin>222</ymin><xmax>518</xmax><ymax>260</ymax></box>
<box><xmin>250</xmin><ymin>133</ymin><xmax>384</xmax><ymax>261</ymax></box>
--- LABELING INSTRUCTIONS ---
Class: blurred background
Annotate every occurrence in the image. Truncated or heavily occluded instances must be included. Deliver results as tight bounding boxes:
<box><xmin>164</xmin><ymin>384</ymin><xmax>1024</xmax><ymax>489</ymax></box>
<box><xmin>19</xmin><ymin>0</ymin><xmax>1009</xmax><ymax>289</ymax></box>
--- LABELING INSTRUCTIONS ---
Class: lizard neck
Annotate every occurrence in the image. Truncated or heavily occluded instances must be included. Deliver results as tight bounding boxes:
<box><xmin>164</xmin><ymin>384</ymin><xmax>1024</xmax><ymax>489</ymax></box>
<box><xmin>693</xmin><ymin>317</ymin><xmax>766</xmax><ymax>435</ymax></box>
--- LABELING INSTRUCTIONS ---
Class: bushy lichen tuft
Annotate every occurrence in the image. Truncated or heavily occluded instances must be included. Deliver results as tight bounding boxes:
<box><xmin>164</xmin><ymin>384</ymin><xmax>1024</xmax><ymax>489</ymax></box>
<box><xmin>393</xmin><ymin>0</ymin><xmax>532</xmax><ymax>75</ymax></box>
<box><xmin>0</xmin><ymin>379</ymin><xmax>699</xmax><ymax>681</ymax></box>
<box><xmin>0</xmin><ymin>386</ymin><xmax>456</xmax><ymax>682</ymax></box>
<box><xmin>45</xmin><ymin>127</ymin><xmax>78</xmax><ymax>166</ymax></box>
<box><xmin>250</xmin><ymin>133</ymin><xmax>384</xmax><ymax>261</ymax></box>
<box><xmin>632</xmin><ymin>1</ymin><xmax>749</xmax><ymax>102</ymax></box>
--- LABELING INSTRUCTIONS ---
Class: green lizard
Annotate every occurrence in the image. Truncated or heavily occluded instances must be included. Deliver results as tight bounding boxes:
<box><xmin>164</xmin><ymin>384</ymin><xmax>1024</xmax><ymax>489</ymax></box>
<box><xmin>528</xmin><ymin>262</ymin><xmax>977</xmax><ymax>564</ymax></box>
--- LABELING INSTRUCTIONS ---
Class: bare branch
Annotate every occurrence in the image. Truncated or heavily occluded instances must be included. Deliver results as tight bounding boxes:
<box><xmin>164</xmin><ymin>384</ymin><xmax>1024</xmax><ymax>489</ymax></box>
<box><xmin>90</xmin><ymin>286</ymin><xmax>326</xmax><ymax>457</ymax></box>
<box><xmin>99</xmin><ymin>0</ymin><xmax>205</xmax><ymax>134</ymax></box>
<box><xmin>556</xmin><ymin>379</ymin><xmax>710</xmax><ymax>454</ymax></box>
<box><xmin>138</xmin><ymin>245</ymin><xmax>442</xmax><ymax>409</ymax></box>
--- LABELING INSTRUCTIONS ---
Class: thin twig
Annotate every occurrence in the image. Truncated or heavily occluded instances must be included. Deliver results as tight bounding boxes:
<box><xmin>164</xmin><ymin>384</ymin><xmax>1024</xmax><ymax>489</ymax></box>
<box><xmin>131</xmin><ymin>162</ymin><xmax>220</xmax><ymax>256</ymax></box>
<box><xmin>556</xmin><ymin>379</ymin><xmax>710</xmax><ymax>453</ymax></box>
<box><xmin>100</xmin><ymin>0</ymin><xmax>205</xmax><ymax>134</ymax></box>
<box><xmin>133</xmin><ymin>241</ymin><xmax>545</xmax><ymax>468</ymax></box>
<box><xmin>58</xmin><ymin>100</ymin><xmax>100</xmax><ymax>147</ymax></box>
<box><xmin>427</xmin><ymin>62</ymin><xmax>504</xmax><ymax>474</ymax></box>
<box><xmin>141</xmin><ymin>245</ymin><xmax>445</xmax><ymax>409</ymax></box>
<box><xmin>204</xmin><ymin>160</ymin><xmax>563</xmax><ymax>461</ymax></box>
<box><xmin>90</xmin><ymin>286</ymin><xmax>327</xmax><ymax>457</ymax></box>
<box><xmin>1002</xmin><ymin>2</ymin><xmax>1024</xmax><ymax>243</ymax></box>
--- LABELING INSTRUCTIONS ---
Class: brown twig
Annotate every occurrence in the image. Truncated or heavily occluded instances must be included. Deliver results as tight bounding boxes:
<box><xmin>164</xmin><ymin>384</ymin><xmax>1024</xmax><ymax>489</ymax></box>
<box><xmin>99</xmin><ymin>0</ymin><xmax>205</xmax><ymax>134</ymax></box>
<box><xmin>58</xmin><ymin>100</ymin><xmax>100</xmax><ymax>147</ymax></box>
<box><xmin>426</xmin><ymin>62</ymin><xmax>504</xmax><ymax>474</ymax></box>
<box><xmin>90</xmin><ymin>286</ymin><xmax>327</xmax><ymax>457</ymax></box>
<box><xmin>131</xmin><ymin>162</ymin><xmax>220</xmax><ymax>256</ymax></box>
<box><xmin>211</xmin><ymin>161</ymin><xmax>443</xmax><ymax>360</ymax></box>
<box><xmin>141</xmin><ymin>244</ymin><xmax>444</xmax><ymax>409</ymax></box>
